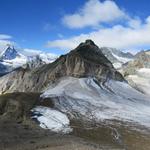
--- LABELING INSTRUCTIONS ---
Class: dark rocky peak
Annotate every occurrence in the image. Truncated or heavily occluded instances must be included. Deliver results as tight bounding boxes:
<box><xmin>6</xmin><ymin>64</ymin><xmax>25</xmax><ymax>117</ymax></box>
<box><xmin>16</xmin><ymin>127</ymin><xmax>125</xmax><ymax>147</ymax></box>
<box><xmin>39</xmin><ymin>39</ymin><xmax>124</xmax><ymax>82</ymax></box>
<box><xmin>69</xmin><ymin>39</ymin><xmax>113</xmax><ymax>69</ymax></box>
<box><xmin>80</xmin><ymin>39</ymin><xmax>97</xmax><ymax>46</ymax></box>
<box><xmin>76</xmin><ymin>39</ymin><xmax>99</xmax><ymax>51</ymax></box>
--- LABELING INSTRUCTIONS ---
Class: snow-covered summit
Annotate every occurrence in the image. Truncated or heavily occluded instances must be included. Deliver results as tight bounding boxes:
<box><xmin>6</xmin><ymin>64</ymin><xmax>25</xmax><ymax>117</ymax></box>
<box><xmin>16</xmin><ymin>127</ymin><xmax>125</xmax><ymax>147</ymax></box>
<box><xmin>0</xmin><ymin>46</ymin><xmax>27</xmax><ymax>68</ymax></box>
<box><xmin>0</xmin><ymin>45</ymin><xmax>22</xmax><ymax>60</ymax></box>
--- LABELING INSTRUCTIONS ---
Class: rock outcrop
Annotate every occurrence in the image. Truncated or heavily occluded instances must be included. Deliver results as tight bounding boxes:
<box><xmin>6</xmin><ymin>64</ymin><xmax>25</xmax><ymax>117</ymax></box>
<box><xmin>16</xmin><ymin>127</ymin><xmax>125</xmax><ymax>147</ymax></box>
<box><xmin>122</xmin><ymin>50</ymin><xmax>150</xmax><ymax>76</ymax></box>
<box><xmin>121</xmin><ymin>50</ymin><xmax>150</xmax><ymax>95</ymax></box>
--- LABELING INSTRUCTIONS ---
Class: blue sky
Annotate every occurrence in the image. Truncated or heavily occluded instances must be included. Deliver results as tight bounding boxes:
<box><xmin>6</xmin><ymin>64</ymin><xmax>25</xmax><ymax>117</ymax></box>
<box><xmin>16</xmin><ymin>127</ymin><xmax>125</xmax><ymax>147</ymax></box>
<box><xmin>1</xmin><ymin>0</ymin><xmax>150</xmax><ymax>55</ymax></box>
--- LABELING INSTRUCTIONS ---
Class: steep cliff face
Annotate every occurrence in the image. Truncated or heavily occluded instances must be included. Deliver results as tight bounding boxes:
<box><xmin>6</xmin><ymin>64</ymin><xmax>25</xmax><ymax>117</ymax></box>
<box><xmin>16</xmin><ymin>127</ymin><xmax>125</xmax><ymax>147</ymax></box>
<box><xmin>0</xmin><ymin>40</ymin><xmax>124</xmax><ymax>93</ymax></box>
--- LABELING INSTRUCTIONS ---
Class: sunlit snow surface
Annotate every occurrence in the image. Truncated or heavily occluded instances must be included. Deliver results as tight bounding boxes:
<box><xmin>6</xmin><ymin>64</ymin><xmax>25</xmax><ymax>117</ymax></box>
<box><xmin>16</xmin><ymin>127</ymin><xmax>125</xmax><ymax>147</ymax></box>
<box><xmin>41</xmin><ymin>77</ymin><xmax>150</xmax><ymax>128</ymax></box>
<box><xmin>31</xmin><ymin>106</ymin><xmax>72</xmax><ymax>133</ymax></box>
<box><xmin>112</xmin><ymin>53</ymin><xmax>133</xmax><ymax>69</ymax></box>
<box><xmin>112</xmin><ymin>53</ymin><xmax>132</xmax><ymax>64</ymax></box>
<box><xmin>113</xmin><ymin>62</ymin><xmax>122</xmax><ymax>69</ymax></box>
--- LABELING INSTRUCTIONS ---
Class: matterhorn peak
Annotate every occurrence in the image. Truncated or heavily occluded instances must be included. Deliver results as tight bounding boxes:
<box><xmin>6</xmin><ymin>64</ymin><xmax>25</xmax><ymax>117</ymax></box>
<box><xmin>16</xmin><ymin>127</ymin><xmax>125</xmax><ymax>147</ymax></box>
<box><xmin>0</xmin><ymin>45</ymin><xmax>20</xmax><ymax>60</ymax></box>
<box><xmin>5</xmin><ymin>44</ymin><xmax>14</xmax><ymax>49</ymax></box>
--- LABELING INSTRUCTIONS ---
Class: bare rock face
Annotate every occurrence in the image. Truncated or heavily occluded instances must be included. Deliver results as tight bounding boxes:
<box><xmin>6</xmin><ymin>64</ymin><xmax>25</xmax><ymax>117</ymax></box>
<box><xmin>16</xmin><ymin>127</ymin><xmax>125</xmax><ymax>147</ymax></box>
<box><xmin>0</xmin><ymin>40</ymin><xmax>124</xmax><ymax>93</ymax></box>
<box><xmin>120</xmin><ymin>50</ymin><xmax>150</xmax><ymax>95</ymax></box>
<box><xmin>122</xmin><ymin>51</ymin><xmax>150</xmax><ymax>76</ymax></box>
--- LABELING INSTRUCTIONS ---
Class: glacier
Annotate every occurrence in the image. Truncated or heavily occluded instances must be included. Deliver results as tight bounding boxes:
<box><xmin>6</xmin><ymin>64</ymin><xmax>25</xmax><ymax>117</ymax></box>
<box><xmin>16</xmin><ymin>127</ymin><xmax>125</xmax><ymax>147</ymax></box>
<box><xmin>40</xmin><ymin>77</ymin><xmax>150</xmax><ymax>129</ymax></box>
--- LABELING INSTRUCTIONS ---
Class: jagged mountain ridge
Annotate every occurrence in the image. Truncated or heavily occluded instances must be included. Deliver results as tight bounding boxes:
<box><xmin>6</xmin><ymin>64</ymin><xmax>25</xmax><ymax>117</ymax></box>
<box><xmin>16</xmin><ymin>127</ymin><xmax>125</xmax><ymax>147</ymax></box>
<box><xmin>121</xmin><ymin>50</ymin><xmax>150</xmax><ymax>95</ymax></box>
<box><xmin>0</xmin><ymin>46</ymin><xmax>26</xmax><ymax>75</ymax></box>
<box><xmin>100</xmin><ymin>47</ymin><xmax>134</xmax><ymax>69</ymax></box>
<box><xmin>0</xmin><ymin>46</ymin><xmax>58</xmax><ymax>75</ymax></box>
<box><xmin>0</xmin><ymin>40</ymin><xmax>124</xmax><ymax>93</ymax></box>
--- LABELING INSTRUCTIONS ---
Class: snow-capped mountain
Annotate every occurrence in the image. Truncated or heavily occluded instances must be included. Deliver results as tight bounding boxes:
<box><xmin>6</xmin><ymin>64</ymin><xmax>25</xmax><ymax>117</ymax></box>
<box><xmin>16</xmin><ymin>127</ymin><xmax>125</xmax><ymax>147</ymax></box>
<box><xmin>100</xmin><ymin>47</ymin><xmax>134</xmax><ymax>69</ymax></box>
<box><xmin>0</xmin><ymin>45</ymin><xmax>58</xmax><ymax>75</ymax></box>
<box><xmin>0</xmin><ymin>46</ymin><xmax>27</xmax><ymax>68</ymax></box>
<box><xmin>0</xmin><ymin>45</ymin><xmax>21</xmax><ymax>60</ymax></box>
<box><xmin>0</xmin><ymin>46</ymin><xmax>26</xmax><ymax>75</ymax></box>
<box><xmin>22</xmin><ymin>48</ymin><xmax>58</xmax><ymax>63</ymax></box>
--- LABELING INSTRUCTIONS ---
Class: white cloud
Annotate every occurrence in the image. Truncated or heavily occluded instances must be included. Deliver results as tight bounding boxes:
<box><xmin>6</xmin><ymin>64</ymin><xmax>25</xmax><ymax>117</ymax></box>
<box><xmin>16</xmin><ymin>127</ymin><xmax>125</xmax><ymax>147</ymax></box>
<box><xmin>62</xmin><ymin>0</ymin><xmax>127</xmax><ymax>29</ymax></box>
<box><xmin>23</xmin><ymin>48</ymin><xmax>58</xmax><ymax>59</ymax></box>
<box><xmin>0</xmin><ymin>34</ymin><xmax>14</xmax><ymax>51</ymax></box>
<box><xmin>128</xmin><ymin>17</ymin><xmax>142</xmax><ymax>29</ymax></box>
<box><xmin>0</xmin><ymin>34</ymin><xmax>12</xmax><ymax>40</ymax></box>
<box><xmin>146</xmin><ymin>16</ymin><xmax>150</xmax><ymax>23</ymax></box>
<box><xmin>23</xmin><ymin>48</ymin><xmax>43</xmax><ymax>56</ymax></box>
<box><xmin>47</xmin><ymin>16</ymin><xmax>150</xmax><ymax>51</ymax></box>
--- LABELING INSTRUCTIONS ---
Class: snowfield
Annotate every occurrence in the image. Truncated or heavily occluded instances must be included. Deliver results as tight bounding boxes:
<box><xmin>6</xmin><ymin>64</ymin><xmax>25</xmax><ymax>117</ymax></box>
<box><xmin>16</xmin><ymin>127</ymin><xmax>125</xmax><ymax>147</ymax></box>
<box><xmin>113</xmin><ymin>62</ymin><xmax>122</xmax><ymax>69</ymax></box>
<box><xmin>31</xmin><ymin>106</ymin><xmax>72</xmax><ymax>133</ymax></box>
<box><xmin>112</xmin><ymin>53</ymin><xmax>132</xmax><ymax>64</ymax></box>
<box><xmin>41</xmin><ymin>77</ymin><xmax>150</xmax><ymax>129</ymax></box>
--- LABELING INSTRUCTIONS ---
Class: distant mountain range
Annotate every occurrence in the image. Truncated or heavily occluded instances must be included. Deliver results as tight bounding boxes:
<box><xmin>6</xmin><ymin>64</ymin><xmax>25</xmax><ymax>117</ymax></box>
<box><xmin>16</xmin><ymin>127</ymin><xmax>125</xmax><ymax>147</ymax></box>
<box><xmin>0</xmin><ymin>44</ymin><xmax>134</xmax><ymax>76</ymax></box>
<box><xmin>121</xmin><ymin>50</ymin><xmax>150</xmax><ymax>95</ymax></box>
<box><xmin>0</xmin><ymin>46</ymin><xmax>58</xmax><ymax>75</ymax></box>
<box><xmin>100</xmin><ymin>47</ymin><xmax>134</xmax><ymax>69</ymax></box>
